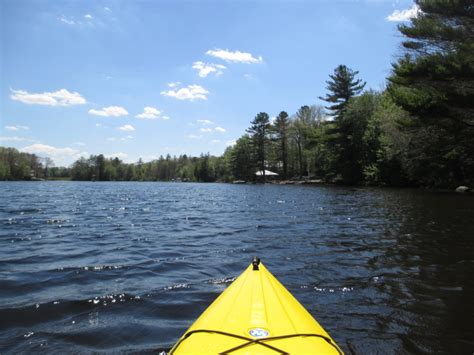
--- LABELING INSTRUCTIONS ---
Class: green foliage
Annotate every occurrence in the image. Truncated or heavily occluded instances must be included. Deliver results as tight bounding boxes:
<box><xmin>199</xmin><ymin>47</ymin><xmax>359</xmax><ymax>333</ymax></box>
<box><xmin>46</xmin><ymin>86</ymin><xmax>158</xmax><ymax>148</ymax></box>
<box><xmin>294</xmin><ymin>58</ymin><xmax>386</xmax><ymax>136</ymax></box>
<box><xmin>273</xmin><ymin>111</ymin><xmax>289</xmax><ymax>178</ymax></box>
<box><xmin>247</xmin><ymin>112</ymin><xmax>270</xmax><ymax>180</ymax></box>
<box><xmin>388</xmin><ymin>0</ymin><xmax>474</xmax><ymax>187</ymax></box>
<box><xmin>229</xmin><ymin>135</ymin><xmax>255</xmax><ymax>181</ymax></box>
<box><xmin>319</xmin><ymin>64</ymin><xmax>366</xmax><ymax>118</ymax></box>
<box><xmin>0</xmin><ymin>147</ymin><xmax>46</xmax><ymax>180</ymax></box>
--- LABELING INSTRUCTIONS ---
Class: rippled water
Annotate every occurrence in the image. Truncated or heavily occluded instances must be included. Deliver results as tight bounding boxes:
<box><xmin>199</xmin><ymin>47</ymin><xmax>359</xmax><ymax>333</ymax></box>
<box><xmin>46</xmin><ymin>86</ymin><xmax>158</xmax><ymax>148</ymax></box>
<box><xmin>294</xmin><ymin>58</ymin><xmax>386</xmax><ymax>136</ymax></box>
<box><xmin>1</xmin><ymin>182</ymin><xmax>473</xmax><ymax>354</ymax></box>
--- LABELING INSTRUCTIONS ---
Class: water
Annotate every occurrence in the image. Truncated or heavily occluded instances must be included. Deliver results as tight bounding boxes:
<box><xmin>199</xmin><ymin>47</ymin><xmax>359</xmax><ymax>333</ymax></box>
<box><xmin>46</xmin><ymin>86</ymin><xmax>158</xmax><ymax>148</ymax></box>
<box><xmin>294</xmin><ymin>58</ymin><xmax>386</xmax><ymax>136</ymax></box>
<box><xmin>0</xmin><ymin>182</ymin><xmax>473</xmax><ymax>354</ymax></box>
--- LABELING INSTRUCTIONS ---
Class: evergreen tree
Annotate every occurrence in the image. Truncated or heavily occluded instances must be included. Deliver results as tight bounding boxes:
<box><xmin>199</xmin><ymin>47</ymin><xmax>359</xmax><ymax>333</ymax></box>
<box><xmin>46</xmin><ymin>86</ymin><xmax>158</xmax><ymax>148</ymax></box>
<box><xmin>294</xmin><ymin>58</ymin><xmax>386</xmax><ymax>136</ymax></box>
<box><xmin>319</xmin><ymin>65</ymin><xmax>366</xmax><ymax>118</ymax></box>
<box><xmin>389</xmin><ymin>0</ymin><xmax>474</xmax><ymax>187</ymax></box>
<box><xmin>320</xmin><ymin>65</ymin><xmax>366</xmax><ymax>184</ymax></box>
<box><xmin>273</xmin><ymin>111</ymin><xmax>289</xmax><ymax>179</ymax></box>
<box><xmin>230</xmin><ymin>135</ymin><xmax>255</xmax><ymax>181</ymax></box>
<box><xmin>247</xmin><ymin>112</ymin><xmax>270</xmax><ymax>182</ymax></box>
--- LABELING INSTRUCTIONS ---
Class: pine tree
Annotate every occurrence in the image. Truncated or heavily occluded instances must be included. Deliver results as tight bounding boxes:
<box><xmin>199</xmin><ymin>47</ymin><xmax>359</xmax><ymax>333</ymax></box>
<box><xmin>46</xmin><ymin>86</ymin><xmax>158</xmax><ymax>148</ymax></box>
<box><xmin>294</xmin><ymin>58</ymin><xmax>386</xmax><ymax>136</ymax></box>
<box><xmin>320</xmin><ymin>65</ymin><xmax>366</xmax><ymax>184</ymax></box>
<box><xmin>273</xmin><ymin>111</ymin><xmax>289</xmax><ymax>178</ymax></box>
<box><xmin>319</xmin><ymin>65</ymin><xmax>366</xmax><ymax>119</ymax></box>
<box><xmin>247</xmin><ymin>112</ymin><xmax>270</xmax><ymax>182</ymax></box>
<box><xmin>389</xmin><ymin>0</ymin><xmax>474</xmax><ymax>186</ymax></box>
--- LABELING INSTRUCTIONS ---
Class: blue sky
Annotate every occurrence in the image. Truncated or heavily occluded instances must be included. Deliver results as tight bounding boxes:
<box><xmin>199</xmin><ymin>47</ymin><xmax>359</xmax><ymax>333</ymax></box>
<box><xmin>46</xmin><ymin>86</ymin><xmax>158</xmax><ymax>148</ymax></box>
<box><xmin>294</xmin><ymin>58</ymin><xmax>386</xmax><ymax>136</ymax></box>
<box><xmin>1</xmin><ymin>0</ymin><xmax>418</xmax><ymax>166</ymax></box>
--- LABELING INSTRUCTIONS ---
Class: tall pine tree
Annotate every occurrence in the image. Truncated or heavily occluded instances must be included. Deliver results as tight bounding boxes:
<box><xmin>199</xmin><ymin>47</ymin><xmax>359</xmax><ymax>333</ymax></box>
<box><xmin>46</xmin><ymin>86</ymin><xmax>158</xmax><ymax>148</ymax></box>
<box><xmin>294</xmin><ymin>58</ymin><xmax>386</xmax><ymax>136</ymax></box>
<box><xmin>320</xmin><ymin>65</ymin><xmax>366</xmax><ymax>184</ymax></box>
<box><xmin>273</xmin><ymin>111</ymin><xmax>289</xmax><ymax>179</ymax></box>
<box><xmin>320</xmin><ymin>65</ymin><xmax>366</xmax><ymax>119</ymax></box>
<box><xmin>247</xmin><ymin>112</ymin><xmax>270</xmax><ymax>182</ymax></box>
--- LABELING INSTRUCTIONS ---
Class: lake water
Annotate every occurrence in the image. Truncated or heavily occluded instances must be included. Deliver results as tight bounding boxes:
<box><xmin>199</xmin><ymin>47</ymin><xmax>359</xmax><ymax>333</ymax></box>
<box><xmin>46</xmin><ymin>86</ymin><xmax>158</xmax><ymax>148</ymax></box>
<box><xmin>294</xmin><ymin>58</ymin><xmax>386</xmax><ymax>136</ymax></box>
<box><xmin>0</xmin><ymin>182</ymin><xmax>473</xmax><ymax>354</ymax></box>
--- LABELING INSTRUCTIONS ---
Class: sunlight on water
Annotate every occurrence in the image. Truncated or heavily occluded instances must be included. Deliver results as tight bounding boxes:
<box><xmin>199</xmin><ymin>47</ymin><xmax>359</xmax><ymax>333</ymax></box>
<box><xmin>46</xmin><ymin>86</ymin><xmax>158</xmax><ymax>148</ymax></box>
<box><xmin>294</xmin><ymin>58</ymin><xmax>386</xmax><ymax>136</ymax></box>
<box><xmin>0</xmin><ymin>182</ymin><xmax>473</xmax><ymax>353</ymax></box>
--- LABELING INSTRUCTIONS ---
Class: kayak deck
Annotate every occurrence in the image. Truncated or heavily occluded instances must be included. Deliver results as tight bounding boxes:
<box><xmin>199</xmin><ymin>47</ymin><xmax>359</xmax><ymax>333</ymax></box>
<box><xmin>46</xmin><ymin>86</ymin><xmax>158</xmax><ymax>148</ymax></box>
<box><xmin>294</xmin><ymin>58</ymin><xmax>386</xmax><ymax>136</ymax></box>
<box><xmin>170</xmin><ymin>259</ymin><xmax>343</xmax><ymax>354</ymax></box>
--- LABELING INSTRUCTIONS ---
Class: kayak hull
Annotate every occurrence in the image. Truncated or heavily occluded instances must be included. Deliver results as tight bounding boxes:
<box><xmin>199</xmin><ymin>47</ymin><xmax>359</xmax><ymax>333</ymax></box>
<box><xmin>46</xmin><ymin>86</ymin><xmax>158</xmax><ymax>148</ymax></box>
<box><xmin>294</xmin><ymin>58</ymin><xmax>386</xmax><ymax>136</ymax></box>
<box><xmin>170</xmin><ymin>261</ymin><xmax>343</xmax><ymax>354</ymax></box>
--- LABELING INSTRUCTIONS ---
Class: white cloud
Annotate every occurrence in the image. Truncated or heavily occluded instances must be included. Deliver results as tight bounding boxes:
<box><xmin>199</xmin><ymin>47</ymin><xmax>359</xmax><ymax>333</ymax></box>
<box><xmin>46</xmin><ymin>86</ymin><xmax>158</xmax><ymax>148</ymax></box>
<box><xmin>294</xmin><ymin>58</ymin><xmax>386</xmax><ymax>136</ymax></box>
<box><xmin>211</xmin><ymin>139</ymin><xmax>221</xmax><ymax>144</ymax></box>
<box><xmin>95</xmin><ymin>123</ymin><xmax>103</xmax><ymax>127</ymax></box>
<box><xmin>136</xmin><ymin>106</ymin><xmax>161</xmax><ymax>119</ymax></box>
<box><xmin>167</xmin><ymin>82</ymin><xmax>181</xmax><ymax>88</ymax></box>
<box><xmin>206</xmin><ymin>49</ymin><xmax>263</xmax><ymax>64</ymax></box>
<box><xmin>104</xmin><ymin>7</ymin><xmax>111</xmax><ymax>11</ymax></box>
<box><xmin>84</xmin><ymin>14</ymin><xmax>93</xmax><ymax>19</ymax></box>
<box><xmin>118</xmin><ymin>124</ymin><xmax>135</xmax><ymax>131</ymax></box>
<box><xmin>59</xmin><ymin>16</ymin><xmax>75</xmax><ymax>25</ymax></box>
<box><xmin>215</xmin><ymin>126</ymin><xmax>226</xmax><ymax>133</ymax></box>
<box><xmin>162</xmin><ymin>115</ymin><xmax>171</xmax><ymax>120</ymax></box>
<box><xmin>386</xmin><ymin>4</ymin><xmax>420</xmax><ymax>22</ymax></box>
<box><xmin>200</xmin><ymin>128</ymin><xmax>213</xmax><ymax>133</ymax></box>
<box><xmin>21</xmin><ymin>143</ymin><xmax>85</xmax><ymax>165</ymax></box>
<box><xmin>88</xmin><ymin>106</ymin><xmax>128</xmax><ymax>117</ymax></box>
<box><xmin>0</xmin><ymin>136</ymin><xmax>35</xmax><ymax>142</ymax></box>
<box><xmin>10</xmin><ymin>88</ymin><xmax>86</xmax><ymax>106</ymax></box>
<box><xmin>270</xmin><ymin>116</ymin><xmax>277</xmax><ymax>124</ymax></box>
<box><xmin>244</xmin><ymin>73</ymin><xmax>254</xmax><ymax>80</ymax></box>
<box><xmin>192</xmin><ymin>61</ymin><xmax>226</xmax><ymax>78</ymax></box>
<box><xmin>5</xmin><ymin>125</ymin><xmax>29</xmax><ymax>131</ymax></box>
<box><xmin>161</xmin><ymin>84</ymin><xmax>209</xmax><ymax>101</ymax></box>
<box><xmin>226</xmin><ymin>139</ymin><xmax>236</xmax><ymax>146</ymax></box>
<box><xmin>197</xmin><ymin>119</ymin><xmax>214</xmax><ymax>125</ymax></box>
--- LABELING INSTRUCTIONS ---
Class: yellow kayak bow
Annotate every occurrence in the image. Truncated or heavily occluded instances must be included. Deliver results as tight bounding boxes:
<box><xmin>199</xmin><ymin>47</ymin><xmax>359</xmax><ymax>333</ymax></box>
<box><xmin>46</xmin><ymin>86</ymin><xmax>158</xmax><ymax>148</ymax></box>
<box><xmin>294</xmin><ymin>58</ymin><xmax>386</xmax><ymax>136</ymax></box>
<box><xmin>170</xmin><ymin>258</ymin><xmax>343</xmax><ymax>354</ymax></box>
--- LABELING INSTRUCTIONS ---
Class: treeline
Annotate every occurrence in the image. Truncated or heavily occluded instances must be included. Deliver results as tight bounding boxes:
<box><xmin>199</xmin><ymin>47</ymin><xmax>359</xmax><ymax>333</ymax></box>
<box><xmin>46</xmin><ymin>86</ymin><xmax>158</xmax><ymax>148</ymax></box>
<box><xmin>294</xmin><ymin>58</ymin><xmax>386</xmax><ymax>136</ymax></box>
<box><xmin>69</xmin><ymin>154</ymin><xmax>230</xmax><ymax>182</ymax></box>
<box><xmin>1</xmin><ymin>1</ymin><xmax>472</xmax><ymax>188</ymax></box>
<box><xmin>0</xmin><ymin>147</ymin><xmax>68</xmax><ymax>180</ymax></box>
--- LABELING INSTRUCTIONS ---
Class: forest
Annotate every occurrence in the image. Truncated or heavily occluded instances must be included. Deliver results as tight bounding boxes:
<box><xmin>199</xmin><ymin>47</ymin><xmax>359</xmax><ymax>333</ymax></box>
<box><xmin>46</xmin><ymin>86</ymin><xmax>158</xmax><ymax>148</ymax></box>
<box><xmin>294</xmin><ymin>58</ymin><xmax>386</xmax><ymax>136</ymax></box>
<box><xmin>1</xmin><ymin>1</ymin><xmax>472</xmax><ymax>188</ymax></box>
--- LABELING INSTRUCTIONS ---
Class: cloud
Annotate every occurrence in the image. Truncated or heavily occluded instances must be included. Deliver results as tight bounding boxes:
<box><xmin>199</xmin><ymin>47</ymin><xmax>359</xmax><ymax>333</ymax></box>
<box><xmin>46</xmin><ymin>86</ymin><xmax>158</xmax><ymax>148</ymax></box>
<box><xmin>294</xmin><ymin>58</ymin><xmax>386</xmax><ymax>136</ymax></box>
<box><xmin>89</xmin><ymin>106</ymin><xmax>128</xmax><ymax>117</ymax></box>
<box><xmin>200</xmin><ymin>128</ymin><xmax>213</xmax><ymax>133</ymax></box>
<box><xmin>192</xmin><ymin>61</ymin><xmax>226</xmax><ymax>78</ymax></box>
<box><xmin>73</xmin><ymin>142</ymin><xmax>86</xmax><ymax>146</ymax></box>
<box><xmin>136</xmin><ymin>106</ymin><xmax>161</xmax><ymax>119</ymax></box>
<box><xmin>206</xmin><ymin>49</ymin><xmax>263</xmax><ymax>64</ymax></box>
<box><xmin>215</xmin><ymin>126</ymin><xmax>226</xmax><ymax>133</ymax></box>
<box><xmin>104</xmin><ymin>7</ymin><xmax>111</xmax><ymax>11</ymax></box>
<box><xmin>59</xmin><ymin>16</ymin><xmax>75</xmax><ymax>25</ymax></box>
<box><xmin>167</xmin><ymin>82</ymin><xmax>181</xmax><ymax>87</ymax></box>
<box><xmin>118</xmin><ymin>124</ymin><xmax>135</xmax><ymax>131</ymax></box>
<box><xmin>211</xmin><ymin>139</ymin><xmax>221</xmax><ymax>144</ymax></box>
<box><xmin>197</xmin><ymin>119</ymin><xmax>214</xmax><ymax>125</ymax></box>
<box><xmin>226</xmin><ymin>139</ymin><xmax>236</xmax><ymax>146</ymax></box>
<box><xmin>162</xmin><ymin>115</ymin><xmax>171</xmax><ymax>120</ymax></box>
<box><xmin>5</xmin><ymin>125</ymin><xmax>29</xmax><ymax>131</ymax></box>
<box><xmin>161</xmin><ymin>84</ymin><xmax>209</xmax><ymax>101</ymax></box>
<box><xmin>386</xmin><ymin>4</ymin><xmax>420</xmax><ymax>22</ymax></box>
<box><xmin>10</xmin><ymin>88</ymin><xmax>86</xmax><ymax>106</ymax></box>
<box><xmin>21</xmin><ymin>143</ymin><xmax>85</xmax><ymax>165</ymax></box>
<box><xmin>95</xmin><ymin>123</ymin><xmax>103</xmax><ymax>127</ymax></box>
<box><xmin>84</xmin><ymin>14</ymin><xmax>93</xmax><ymax>19</ymax></box>
<box><xmin>0</xmin><ymin>136</ymin><xmax>35</xmax><ymax>142</ymax></box>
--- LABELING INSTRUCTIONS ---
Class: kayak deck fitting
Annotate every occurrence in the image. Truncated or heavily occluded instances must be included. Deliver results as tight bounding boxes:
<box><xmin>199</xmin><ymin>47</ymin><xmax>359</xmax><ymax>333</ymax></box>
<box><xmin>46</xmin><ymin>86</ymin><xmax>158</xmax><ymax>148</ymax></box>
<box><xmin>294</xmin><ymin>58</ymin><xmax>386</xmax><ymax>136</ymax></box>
<box><xmin>170</xmin><ymin>258</ymin><xmax>343</xmax><ymax>354</ymax></box>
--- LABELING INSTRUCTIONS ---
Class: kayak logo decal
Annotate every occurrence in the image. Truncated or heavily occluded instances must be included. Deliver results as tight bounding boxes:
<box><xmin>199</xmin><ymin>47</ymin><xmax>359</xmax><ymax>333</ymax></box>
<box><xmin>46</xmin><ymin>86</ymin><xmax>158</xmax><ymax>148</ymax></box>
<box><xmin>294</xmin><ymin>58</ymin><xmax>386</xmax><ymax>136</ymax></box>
<box><xmin>248</xmin><ymin>328</ymin><xmax>269</xmax><ymax>338</ymax></box>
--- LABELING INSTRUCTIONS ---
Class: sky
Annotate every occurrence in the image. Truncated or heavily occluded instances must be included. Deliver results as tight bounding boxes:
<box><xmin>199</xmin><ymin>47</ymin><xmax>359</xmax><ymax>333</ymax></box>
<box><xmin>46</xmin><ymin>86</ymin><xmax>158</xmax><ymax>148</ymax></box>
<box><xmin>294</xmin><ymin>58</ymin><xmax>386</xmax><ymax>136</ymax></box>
<box><xmin>0</xmin><ymin>0</ymin><xmax>418</xmax><ymax>166</ymax></box>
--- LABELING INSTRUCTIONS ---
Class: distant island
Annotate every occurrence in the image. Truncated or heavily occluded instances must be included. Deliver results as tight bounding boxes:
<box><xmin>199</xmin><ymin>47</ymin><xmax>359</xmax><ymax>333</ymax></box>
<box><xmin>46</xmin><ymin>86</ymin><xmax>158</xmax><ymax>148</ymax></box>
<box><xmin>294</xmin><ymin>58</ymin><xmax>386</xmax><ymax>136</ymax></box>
<box><xmin>1</xmin><ymin>3</ymin><xmax>472</xmax><ymax>189</ymax></box>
